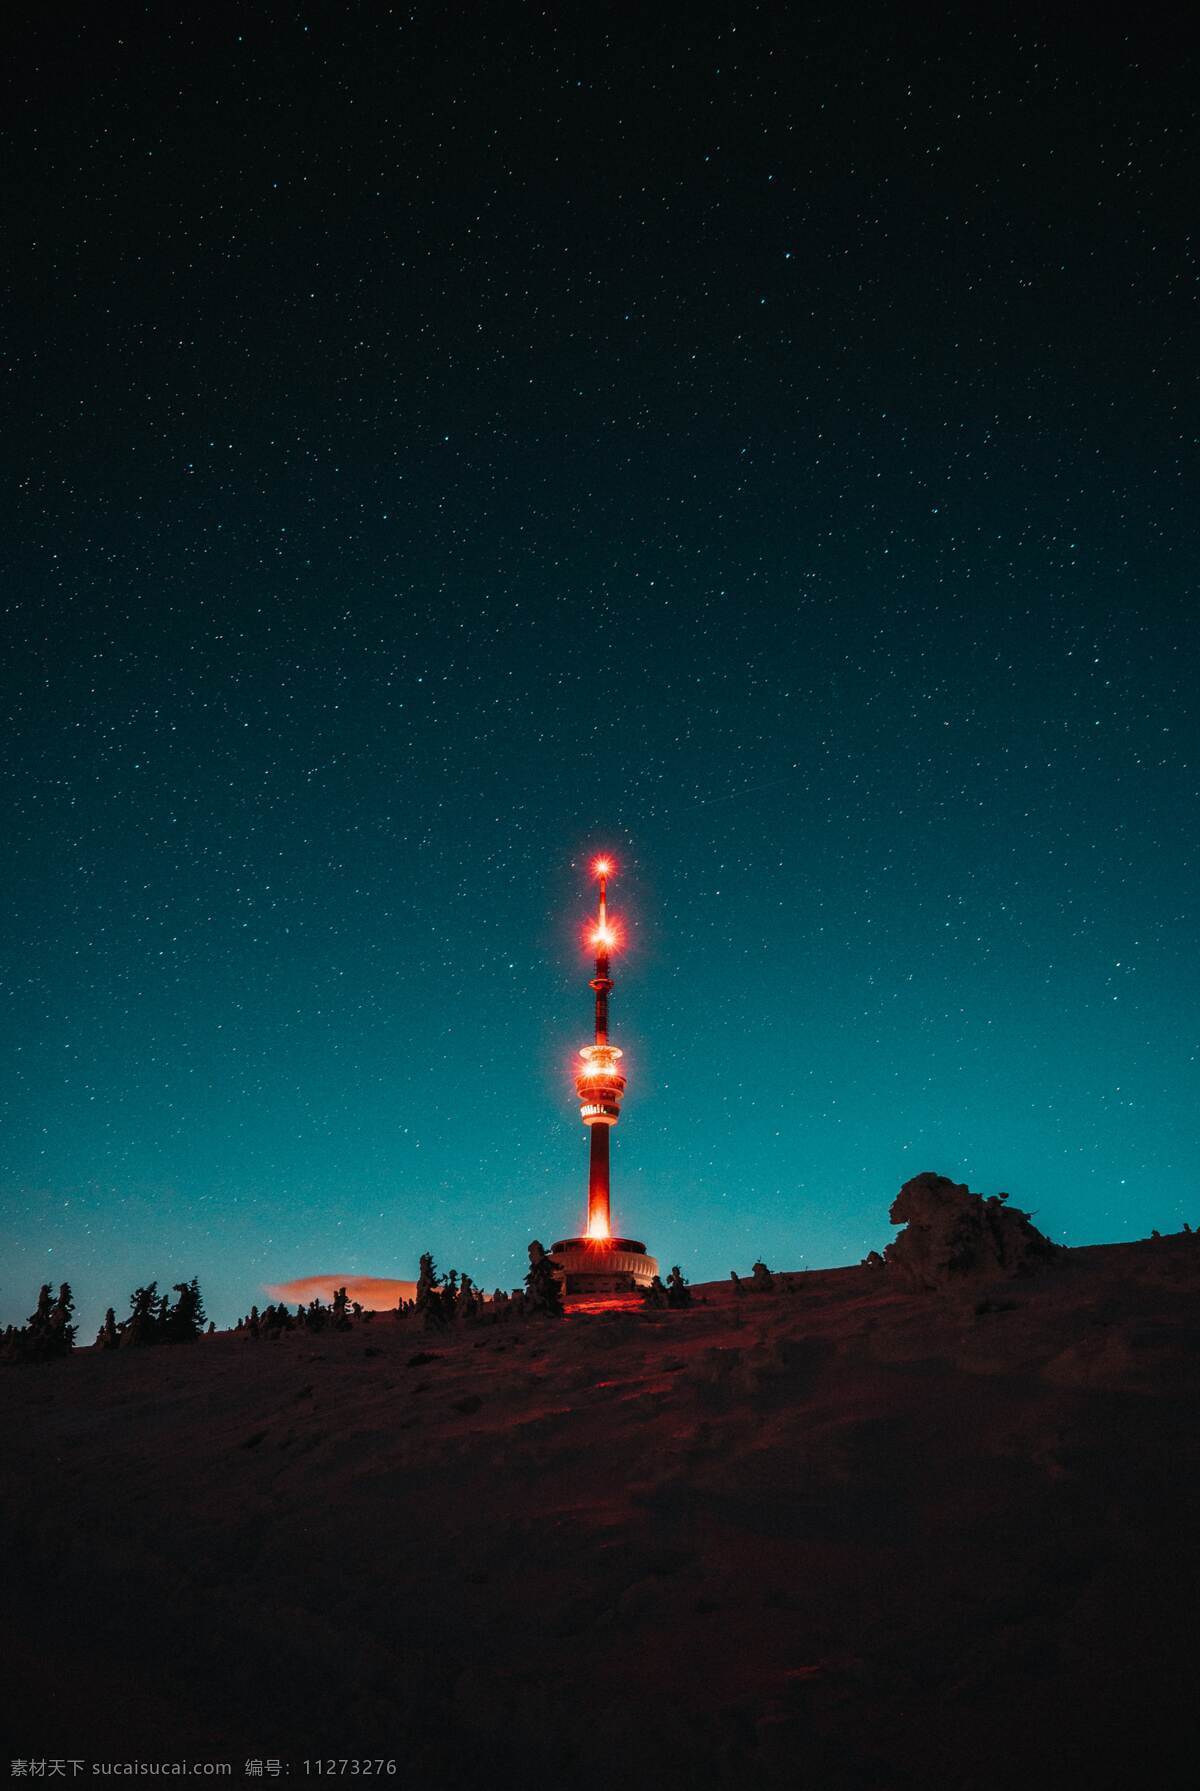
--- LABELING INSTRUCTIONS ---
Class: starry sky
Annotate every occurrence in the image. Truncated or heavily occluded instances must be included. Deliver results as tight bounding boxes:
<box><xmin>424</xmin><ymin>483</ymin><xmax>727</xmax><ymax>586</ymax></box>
<box><xmin>3</xmin><ymin>7</ymin><xmax>1198</xmax><ymax>1337</ymax></box>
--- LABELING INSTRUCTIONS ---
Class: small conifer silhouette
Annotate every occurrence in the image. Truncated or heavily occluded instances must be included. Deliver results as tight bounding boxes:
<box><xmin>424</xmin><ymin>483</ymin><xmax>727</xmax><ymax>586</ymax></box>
<box><xmin>666</xmin><ymin>1266</ymin><xmax>691</xmax><ymax>1309</ymax></box>
<box><xmin>49</xmin><ymin>1283</ymin><xmax>77</xmax><ymax>1351</ymax></box>
<box><xmin>642</xmin><ymin>1274</ymin><xmax>670</xmax><ymax>1309</ymax></box>
<box><xmin>165</xmin><ymin>1278</ymin><xmax>206</xmax><ymax>1343</ymax></box>
<box><xmin>121</xmin><ymin>1283</ymin><xmax>160</xmax><ymax>1347</ymax></box>
<box><xmin>525</xmin><ymin>1241</ymin><xmax>564</xmax><ymax>1317</ymax></box>
<box><xmin>417</xmin><ymin>1253</ymin><xmax>447</xmax><ymax>1329</ymax></box>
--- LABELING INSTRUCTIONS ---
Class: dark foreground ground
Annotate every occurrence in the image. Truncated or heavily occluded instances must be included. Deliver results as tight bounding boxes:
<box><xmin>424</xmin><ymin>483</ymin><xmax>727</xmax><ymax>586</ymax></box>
<box><xmin>4</xmin><ymin>1237</ymin><xmax>1200</xmax><ymax>1789</ymax></box>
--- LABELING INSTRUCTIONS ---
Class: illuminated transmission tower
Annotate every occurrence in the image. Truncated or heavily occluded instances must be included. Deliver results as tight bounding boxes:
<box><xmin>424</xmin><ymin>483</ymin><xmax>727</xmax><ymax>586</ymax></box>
<box><xmin>550</xmin><ymin>858</ymin><xmax>658</xmax><ymax>1296</ymax></box>
<box><xmin>577</xmin><ymin>859</ymin><xmax>624</xmax><ymax>1239</ymax></box>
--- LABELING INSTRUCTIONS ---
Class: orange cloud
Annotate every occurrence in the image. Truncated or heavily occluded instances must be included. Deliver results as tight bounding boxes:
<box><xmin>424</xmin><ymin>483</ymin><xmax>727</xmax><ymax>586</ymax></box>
<box><xmin>267</xmin><ymin>1273</ymin><xmax>417</xmax><ymax>1310</ymax></box>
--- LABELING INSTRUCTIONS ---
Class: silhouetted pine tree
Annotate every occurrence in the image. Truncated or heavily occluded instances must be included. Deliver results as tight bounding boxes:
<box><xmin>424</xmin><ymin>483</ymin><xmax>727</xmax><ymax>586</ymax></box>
<box><xmin>95</xmin><ymin>1307</ymin><xmax>119</xmax><ymax>1350</ymax></box>
<box><xmin>525</xmin><ymin>1241</ymin><xmax>564</xmax><ymax>1317</ymax></box>
<box><xmin>666</xmin><ymin>1266</ymin><xmax>691</xmax><ymax>1310</ymax></box>
<box><xmin>641</xmin><ymin>1274</ymin><xmax>670</xmax><ymax>1309</ymax></box>
<box><xmin>29</xmin><ymin>1284</ymin><xmax>53</xmax><ymax>1333</ymax></box>
<box><xmin>456</xmin><ymin>1273</ymin><xmax>481</xmax><ymax>1321</ymax></box>
<box><xmin>166</xmin><ymin>1278</ymin><xmax>205</xmax><ymax>1342</ymax></box>
<box><xmin>332</xmin><ymin>1287</ymin><xmax>351</xmax><ymax>1330</ymax></box>
<box><xmin>417</xmin><ymin>1253</ymin><xmax>446</xmax><ymax>1330</ymax></box>
<box><xmin>48</xmin><ymin>1283</ymin><xmax>77</xmax><ymax>1352</ymax></box>
<box><xmin>120</xmin><ymin>1283</ymin><xmax>160</xmax><ymax>1347</ymax></box>
<box><xmin>440</xmin><ymin>1269</ymin><xmax>460</xmax><ymax>1323</ymax></box>
<box><xmin>2</xmin><ymin>1283</ymin><xmax>76</xmax><ymax>1361</ymax></box>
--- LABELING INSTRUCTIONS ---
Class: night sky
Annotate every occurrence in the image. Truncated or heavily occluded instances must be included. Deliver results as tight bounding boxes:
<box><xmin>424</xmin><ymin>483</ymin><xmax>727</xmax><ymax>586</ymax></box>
<box><xmin>4</xmin><ymin>7</ymin><xmax>1197</xmax><ymax>1338</ymax></box>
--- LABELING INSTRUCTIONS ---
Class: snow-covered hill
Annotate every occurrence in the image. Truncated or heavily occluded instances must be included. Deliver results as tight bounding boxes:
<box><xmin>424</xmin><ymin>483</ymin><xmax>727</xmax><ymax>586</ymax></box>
<box><xmin>4</xmin><ymin>1233</ymin><xmax>1199</xmax><ymax>1789</ymax></box>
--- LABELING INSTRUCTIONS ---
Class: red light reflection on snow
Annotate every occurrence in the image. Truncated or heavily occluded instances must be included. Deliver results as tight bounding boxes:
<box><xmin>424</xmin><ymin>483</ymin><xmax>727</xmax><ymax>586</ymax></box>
<box><xmin>563</xmin><ymin>1293</ymin><xmax>645</xmax><ymax>1317</ymax></box>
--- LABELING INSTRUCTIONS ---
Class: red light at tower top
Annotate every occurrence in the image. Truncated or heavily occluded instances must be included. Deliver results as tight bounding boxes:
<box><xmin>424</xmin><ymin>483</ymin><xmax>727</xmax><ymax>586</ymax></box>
<box><xmin>587</xmin><ymin>855</ymin><xmax>620</xmax><ymax>954</ymax></box>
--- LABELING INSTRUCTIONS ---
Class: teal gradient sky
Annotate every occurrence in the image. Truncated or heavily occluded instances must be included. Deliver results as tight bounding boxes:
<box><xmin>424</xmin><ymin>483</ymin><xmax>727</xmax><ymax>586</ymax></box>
<box><xmin>3</xmin><ymin>8</ymin><xmax>1196</xmax><ymax>1337</ymax></box>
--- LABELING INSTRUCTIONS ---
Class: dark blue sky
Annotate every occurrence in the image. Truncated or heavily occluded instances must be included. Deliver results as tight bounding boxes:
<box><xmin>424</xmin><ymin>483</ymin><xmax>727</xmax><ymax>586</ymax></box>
<box><xmin>3</xmin><ymin>7</ymin><xmax>1197</xmax><ymax>1336</ymax></box>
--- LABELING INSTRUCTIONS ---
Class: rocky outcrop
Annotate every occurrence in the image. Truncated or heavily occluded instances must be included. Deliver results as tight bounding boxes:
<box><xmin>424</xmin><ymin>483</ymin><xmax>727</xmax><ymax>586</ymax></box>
<box><xmin>884</xmin><ymin>1172</ymin><xmax>1059</xmax><ymax>1291</ymax></box>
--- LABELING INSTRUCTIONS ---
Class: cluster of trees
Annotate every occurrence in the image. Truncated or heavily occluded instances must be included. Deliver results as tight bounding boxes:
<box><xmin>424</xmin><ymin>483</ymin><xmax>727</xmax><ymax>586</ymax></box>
<box><xmin>94</xmin><ymin>1278</ymin><xmax>208</xmax><ymax>1348</ymax></box>
<box><xmin>411</xmin><ymin>1255</ymin><xmax>484</xmax><ymax>1328</ymax></box>
<box><xmin>2</xmin><ymin>1277</ymin><xmax>210</xmax><ymax>1363</ymax></box>
<box><xmin>235</xmin><ymin>1290</ymin><xmax>373</xmax><ymax>1338</ymax></box>
<box><xmin>231</xmin><ymin>1244</ymin><xmax>695</xmax><ymax>1338</ymax></box>
<box><xmin>1</xmin><ymin>1283</ymin><xmax>77</xmax><ymax>1362</ymax></box>
<box><xmin>641</xmin><ymin>1266</ymin><xmax>691</xmax><ymax>1309</ymax></box>
<box><xmin>226</xmin><ymin>1250</ymin><xmax>572</xmax><ymax>1343</ymax></box>
<box><xmin>5</xmin><ymin>1246</ymin><xmax>703</xmax><ymax>1365</ymax></box>
<box><xmin>412</xmin><ymin>1240</ymin><xmax>565</xmax><ymax>1330</ymax></box>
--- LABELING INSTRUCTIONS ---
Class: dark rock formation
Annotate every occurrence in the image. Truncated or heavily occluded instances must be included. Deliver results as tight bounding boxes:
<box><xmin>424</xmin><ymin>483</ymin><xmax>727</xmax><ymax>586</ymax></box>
<box><xmin>884</xmin><ymin>1171</ymin><xmax>1059</xmax><ymax>1291</ymax></box>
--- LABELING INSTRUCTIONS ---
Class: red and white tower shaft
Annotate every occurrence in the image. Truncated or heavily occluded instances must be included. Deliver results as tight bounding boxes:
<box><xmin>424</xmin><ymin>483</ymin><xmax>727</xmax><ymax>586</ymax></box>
<box><xmin>575</xmin><ymin>860</ymin><xmax>626</xmax><ymax>1240</ymax></box>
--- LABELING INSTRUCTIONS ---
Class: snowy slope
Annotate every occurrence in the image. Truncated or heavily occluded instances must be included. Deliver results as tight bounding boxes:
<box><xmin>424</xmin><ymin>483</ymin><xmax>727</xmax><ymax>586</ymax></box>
<box><xmin>4</xmin><ymin>1237</ymin><xmax>1199</xmax><ymax>1789</ymax></box>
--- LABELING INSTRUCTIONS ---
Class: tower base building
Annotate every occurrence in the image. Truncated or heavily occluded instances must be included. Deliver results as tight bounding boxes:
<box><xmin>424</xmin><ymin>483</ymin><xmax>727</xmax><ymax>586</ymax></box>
<box><xmin>549</xmin><ymin>1236</ymin><xmax>659</xmax><ymax>1295</ymax></box>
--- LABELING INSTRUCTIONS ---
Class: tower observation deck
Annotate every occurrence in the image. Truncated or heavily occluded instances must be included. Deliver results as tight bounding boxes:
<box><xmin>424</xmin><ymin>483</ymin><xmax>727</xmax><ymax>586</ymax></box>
<box><xmin>550</xmin><ymin>859</ymin><xmax>658</xmax><ymax>1295</ymax></box>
